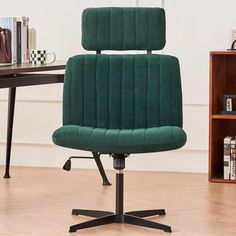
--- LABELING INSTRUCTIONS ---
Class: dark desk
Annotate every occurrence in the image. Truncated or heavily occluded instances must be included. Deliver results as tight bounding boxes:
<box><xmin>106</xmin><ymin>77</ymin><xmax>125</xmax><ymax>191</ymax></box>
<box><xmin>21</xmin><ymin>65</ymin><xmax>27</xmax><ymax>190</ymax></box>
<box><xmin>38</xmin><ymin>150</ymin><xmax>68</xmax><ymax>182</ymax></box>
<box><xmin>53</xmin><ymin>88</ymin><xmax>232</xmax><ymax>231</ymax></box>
<box><xmin>0</xmin><ymin>62</ymin><xmax>66</xmax><ymax>178</ymax></box>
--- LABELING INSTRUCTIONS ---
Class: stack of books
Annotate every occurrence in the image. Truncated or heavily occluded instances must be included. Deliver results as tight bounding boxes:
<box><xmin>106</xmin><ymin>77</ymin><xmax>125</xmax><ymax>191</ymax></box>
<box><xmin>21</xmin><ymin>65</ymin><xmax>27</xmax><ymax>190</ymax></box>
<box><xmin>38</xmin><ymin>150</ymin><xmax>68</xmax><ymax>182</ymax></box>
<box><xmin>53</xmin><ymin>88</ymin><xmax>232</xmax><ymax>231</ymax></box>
<box><xmin>224</xmin><ymin>136</ymin><xmax>236</xmax><ymax>180</ymax></box>
<box><xmin>0</xmin><ymin>16</ymin><xmax>36</xmax><ymax>64</ymax></box>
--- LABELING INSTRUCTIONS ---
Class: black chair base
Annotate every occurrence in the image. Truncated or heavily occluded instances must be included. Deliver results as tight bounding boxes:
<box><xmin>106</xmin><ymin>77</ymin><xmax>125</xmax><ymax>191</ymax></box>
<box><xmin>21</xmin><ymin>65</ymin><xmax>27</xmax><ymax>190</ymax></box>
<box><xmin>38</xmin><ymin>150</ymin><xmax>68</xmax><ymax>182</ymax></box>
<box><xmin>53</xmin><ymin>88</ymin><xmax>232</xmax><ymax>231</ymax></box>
<box><xmin>69</xmin><ymin>155</ymin><xmax>172</xmax><ymax>233</ymax></box>
<box><xmin>69</xmin><ymin>209</ymin><xmax>172</xmax><ymax>233</ymax></box>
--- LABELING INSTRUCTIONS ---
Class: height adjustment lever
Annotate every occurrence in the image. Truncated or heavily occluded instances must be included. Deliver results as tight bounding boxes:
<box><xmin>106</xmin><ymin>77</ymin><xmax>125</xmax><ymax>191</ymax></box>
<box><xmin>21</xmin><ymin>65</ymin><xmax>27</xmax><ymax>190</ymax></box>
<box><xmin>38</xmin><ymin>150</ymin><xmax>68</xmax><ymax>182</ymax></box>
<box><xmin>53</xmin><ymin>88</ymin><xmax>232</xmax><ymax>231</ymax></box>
<box><xmin>62</xmin><ymin>152</ymin><xmax>111</xmax><ymax>186</ymax></box>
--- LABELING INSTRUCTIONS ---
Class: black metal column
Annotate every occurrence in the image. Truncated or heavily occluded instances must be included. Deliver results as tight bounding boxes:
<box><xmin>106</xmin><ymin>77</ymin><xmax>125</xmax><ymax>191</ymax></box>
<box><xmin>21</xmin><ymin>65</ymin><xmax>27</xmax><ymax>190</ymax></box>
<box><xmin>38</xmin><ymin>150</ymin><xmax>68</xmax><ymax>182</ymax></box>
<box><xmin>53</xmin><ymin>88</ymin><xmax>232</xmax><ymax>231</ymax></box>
<box><xmin>115</xmin><ymin>171</ymin><xmax>124</xmax><ymax>215</ymax></box>
<box><xmin>113</xmin><ymin>154</ymin><xmax>125</xmax><ymax>222</ymax></box>
<box><xmin>3</xmin><ymin>87</ymin><xmax>16</xmax><ymax>178</ymax></box>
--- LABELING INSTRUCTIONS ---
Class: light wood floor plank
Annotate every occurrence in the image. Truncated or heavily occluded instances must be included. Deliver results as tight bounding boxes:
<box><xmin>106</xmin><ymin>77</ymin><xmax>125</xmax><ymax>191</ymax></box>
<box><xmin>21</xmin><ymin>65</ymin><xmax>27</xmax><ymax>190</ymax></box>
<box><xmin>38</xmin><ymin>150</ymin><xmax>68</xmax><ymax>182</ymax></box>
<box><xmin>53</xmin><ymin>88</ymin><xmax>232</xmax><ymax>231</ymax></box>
<box><xmin>0</xmin><ymin>166</ymin><xmax>236</xmax><ymax>236</ymax></box>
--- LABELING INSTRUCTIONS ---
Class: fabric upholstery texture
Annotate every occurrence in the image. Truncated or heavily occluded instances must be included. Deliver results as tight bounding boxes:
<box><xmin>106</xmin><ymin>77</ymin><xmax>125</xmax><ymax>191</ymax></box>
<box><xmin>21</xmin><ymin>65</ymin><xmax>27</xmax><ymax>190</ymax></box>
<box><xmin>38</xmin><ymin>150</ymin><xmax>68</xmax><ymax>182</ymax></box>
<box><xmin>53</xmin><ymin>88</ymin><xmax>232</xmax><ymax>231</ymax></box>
<box><xmin>52</xmin><ymin>54</ymin><xmax>187</xmax><ymax>154</ymax></box>
<box><xmin>82</xmin><ymin>7</ymin><xmax>166</xmax><ymax>51</ymax></box>
<box><xmin>53</xmin><ymin>125</ymin><xmax>186</xmax><ymax>154</ymax></box>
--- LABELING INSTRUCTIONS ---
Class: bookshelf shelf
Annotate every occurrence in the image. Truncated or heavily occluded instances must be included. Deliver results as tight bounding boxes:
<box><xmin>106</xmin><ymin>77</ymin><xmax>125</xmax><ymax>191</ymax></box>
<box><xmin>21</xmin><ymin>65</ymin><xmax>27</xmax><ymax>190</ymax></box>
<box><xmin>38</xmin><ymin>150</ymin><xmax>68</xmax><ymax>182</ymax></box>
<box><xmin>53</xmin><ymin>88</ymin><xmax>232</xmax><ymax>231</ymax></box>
<box><xmin>211</xmin><ymin>115</ymin><xmax>236</xmax><ymax>120</ymax></box>
<box><xmin>209</xmin><ymin>51</ymin><xmax>236</xmax><ymax>183</ymax></box>
<box><xmin>210</xmin><ymin>178</ymin><xmax>236</xmax><ymax>184</ymax></box>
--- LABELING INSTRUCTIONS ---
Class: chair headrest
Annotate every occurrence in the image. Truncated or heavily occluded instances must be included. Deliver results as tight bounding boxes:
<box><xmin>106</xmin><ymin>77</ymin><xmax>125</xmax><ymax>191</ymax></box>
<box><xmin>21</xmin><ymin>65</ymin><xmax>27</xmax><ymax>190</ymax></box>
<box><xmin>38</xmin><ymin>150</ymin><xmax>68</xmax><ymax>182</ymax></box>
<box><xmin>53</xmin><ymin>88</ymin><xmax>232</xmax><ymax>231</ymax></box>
<box><xmin>82</xmin><ymin>7</ymin><xmax>166</xmax><ymax>51</ymax></box>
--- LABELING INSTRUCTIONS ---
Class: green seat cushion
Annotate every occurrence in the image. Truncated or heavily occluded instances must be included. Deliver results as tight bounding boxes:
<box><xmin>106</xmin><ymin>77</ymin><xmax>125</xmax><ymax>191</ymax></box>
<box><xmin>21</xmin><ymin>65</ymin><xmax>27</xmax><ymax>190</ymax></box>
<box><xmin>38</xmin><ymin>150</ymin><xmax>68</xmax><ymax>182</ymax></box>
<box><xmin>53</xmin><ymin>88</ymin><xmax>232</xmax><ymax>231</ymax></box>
<box><xmin>82</xmin><ymin>7</ymin><xmax>166</xmax><ymax>51</ymax></box>
<box><xmin>52</xmin><ymin>125</ymin><xmax>186</xmax><ymax>154</ymax></box>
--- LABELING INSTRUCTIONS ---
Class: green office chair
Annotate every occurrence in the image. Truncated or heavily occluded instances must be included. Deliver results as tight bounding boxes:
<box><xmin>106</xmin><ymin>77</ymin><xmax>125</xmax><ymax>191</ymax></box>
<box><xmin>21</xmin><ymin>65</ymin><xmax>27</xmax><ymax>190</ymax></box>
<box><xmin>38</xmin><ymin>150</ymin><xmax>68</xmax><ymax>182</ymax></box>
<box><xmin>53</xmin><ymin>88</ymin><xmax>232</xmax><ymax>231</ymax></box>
<box><xmin>53</xmin><ymin>7</ymin><xmax>187</xmax><ymax>233</ymax></box>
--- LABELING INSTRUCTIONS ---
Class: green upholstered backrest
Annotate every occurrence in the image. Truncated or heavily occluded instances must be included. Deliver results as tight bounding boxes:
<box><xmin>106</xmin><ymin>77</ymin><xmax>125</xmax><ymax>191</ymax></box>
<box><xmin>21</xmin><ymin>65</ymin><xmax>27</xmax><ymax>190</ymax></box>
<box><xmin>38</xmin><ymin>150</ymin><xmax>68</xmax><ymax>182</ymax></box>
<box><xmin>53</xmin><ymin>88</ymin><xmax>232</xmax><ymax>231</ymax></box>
<box><xmin>82</xmin><ymin>7</ymin><xmax>166</xmax><ymax>51</ymax></box>
<box><xmin>63</xmin><ymin>54</ymin><xmax>183</xmax><ymax>129</ymax></box>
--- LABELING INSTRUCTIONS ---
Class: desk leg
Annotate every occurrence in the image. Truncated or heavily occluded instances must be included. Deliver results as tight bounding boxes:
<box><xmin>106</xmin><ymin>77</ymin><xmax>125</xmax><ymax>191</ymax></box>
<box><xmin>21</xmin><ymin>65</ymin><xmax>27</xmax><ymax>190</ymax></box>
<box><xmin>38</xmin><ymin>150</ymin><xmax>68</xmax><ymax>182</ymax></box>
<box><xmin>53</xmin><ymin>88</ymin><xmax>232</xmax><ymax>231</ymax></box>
<box><xmin>3</xmin><ymin>87</ymin><xmax>16</xmax><ymax>178</ymax></box>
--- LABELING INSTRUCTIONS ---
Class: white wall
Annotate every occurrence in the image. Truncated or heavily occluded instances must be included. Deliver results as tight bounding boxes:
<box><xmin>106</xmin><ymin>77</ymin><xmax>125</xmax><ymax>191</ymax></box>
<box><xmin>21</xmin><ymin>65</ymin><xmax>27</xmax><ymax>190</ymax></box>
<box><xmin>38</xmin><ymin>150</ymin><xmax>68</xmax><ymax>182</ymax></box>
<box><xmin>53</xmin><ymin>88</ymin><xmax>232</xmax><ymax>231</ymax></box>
<box><xmin>0</xmin><ymin>0</ymin><xmax>234</xmax><ymax>173</ymax></box>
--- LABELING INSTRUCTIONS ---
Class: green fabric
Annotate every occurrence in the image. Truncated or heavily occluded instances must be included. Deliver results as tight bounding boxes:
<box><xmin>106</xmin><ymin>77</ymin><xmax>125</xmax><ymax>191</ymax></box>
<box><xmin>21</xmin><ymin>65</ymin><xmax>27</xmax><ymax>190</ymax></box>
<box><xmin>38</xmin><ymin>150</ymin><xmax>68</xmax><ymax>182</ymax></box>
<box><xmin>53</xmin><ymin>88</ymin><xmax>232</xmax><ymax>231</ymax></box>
<box><xmin>82</xmin><ymin>7</ymin><xmax>166</xmax><ymax>51</ymax></box>
<box><xmin>53</xmin><ymin>125</ymin><xmax>186</xmax><ymax>154</ymax></box>
<box><xmin>62</xmin><ymin>54</ymin><xmax>183</xmax><ymax>129</ymax></box>
<box><xmin>52</xmin><ymin>54</ymin><xmax>186</xmax><ymax>154</ymax></box>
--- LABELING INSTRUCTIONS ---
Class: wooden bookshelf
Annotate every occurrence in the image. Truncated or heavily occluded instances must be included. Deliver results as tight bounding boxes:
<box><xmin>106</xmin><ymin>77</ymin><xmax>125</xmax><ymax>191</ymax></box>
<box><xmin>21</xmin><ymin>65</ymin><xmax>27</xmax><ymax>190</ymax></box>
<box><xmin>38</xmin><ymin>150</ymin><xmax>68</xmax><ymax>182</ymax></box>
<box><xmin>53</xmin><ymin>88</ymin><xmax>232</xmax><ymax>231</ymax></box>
<box><xmin>209</xmin><ymin>51</ymin><xmax>236</xmax><ymax>183</ymax></box>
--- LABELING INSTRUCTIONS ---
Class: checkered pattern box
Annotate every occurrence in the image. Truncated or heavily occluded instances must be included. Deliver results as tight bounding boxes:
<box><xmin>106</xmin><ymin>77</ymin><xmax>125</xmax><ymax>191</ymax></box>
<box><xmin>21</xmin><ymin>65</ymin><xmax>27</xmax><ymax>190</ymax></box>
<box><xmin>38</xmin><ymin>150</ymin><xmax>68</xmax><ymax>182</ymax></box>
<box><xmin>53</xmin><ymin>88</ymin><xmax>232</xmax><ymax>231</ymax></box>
<box><xmin>30</xmin><ymin>50</ymin><xmax>47</xmax><ymax>64</ymax></box>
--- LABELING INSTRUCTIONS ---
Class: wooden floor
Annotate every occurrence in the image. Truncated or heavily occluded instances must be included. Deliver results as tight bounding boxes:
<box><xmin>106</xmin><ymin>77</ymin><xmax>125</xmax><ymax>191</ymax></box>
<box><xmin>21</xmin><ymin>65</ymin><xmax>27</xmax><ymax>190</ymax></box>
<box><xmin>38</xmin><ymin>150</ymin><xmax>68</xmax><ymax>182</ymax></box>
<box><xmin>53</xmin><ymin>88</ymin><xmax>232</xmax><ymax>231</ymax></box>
<box><xmin>1</xmin><ymin>167</ymin><xmax>236</xmax><ymax>236</ymax></box>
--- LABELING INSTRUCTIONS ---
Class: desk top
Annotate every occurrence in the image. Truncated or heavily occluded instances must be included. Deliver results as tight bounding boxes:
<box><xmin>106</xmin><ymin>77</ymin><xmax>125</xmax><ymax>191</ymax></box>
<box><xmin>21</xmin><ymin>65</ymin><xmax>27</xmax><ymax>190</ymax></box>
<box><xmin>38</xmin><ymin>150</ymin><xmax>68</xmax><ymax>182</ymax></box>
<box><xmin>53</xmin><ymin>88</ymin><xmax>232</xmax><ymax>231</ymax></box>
<box><xmin>0</xmin><ymin>61</ymin><xmax>66</xmax><ymax>75</ymax></box>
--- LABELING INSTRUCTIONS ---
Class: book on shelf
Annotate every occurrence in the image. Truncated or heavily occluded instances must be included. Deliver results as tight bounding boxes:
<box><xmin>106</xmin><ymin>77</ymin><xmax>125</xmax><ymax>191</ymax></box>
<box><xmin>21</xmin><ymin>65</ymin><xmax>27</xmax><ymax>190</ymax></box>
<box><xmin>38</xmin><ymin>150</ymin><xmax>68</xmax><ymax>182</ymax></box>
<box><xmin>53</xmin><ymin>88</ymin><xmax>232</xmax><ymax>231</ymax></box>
<box><xmin>230</xmin><ymin>138</ymin><xmax>236</xmax><ymax>180</ymax></box>
<box><xmin>222</xmin><ymin>95</ymin><xmax>236</xmax><ymax>115</ymax></box>
<box><xmin>224</xmin><ymin>136</ymin><xmax>232</xmax><ymax>180</ymax></box>
<box><xmin>28</xmin><ymin>27</ymin><xmax>36</xmax><ymax>52</ymax></box>
<box><xmin>0</xmin><ymin>16</ymin><xmax>34</xmax><ymax>64</ymax></box>
<box><xmin>16</xmin><ymin>19</ymin><xmax>21</xmax><ymax>64</ymax></box>
<box><xmin>21</xmin><ymin>16</ymin><xmax>29</xmax><ymax>63</ymax></box>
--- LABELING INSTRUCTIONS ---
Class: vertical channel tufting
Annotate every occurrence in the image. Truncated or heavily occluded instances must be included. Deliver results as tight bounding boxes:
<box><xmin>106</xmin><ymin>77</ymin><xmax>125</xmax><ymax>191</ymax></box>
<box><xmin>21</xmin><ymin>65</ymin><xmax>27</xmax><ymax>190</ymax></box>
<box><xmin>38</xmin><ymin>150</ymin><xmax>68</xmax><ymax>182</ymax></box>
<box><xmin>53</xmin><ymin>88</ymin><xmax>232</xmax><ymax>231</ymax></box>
<box><xmin>96</xmin><ymin>9</ymin><xmax>98</xmax><ymax>51</ymax></box>
<box><xmin>79</xmin><ymin>57</ymin><xmax>85</xmax><ymax>125</ymax></box>
<box><xmin>135</xmin><ymin>8</ymin><xmax>140</xmax><ymax>49</ymax></box>
<box><xmin>157</xmin><ymin>56</ymin><xmax>160</xmax><ymax>127</ymax></box>
<box><xmin>65</xmin><ymin>59</ymin><xmax>72</xmax><ymax>125</ymax></box>
<box><xmin>62</xmin><ymin>59</ymin><xmax>72</xmax><ymax>125</ymax></box>
<box><xmin>145</xmin><ymin>8</ymin><xmax>149</xmax><ymax>50</ymax></box>
<box><xmin>84</xmin><ymin>55</ymin><xmax>97</xmax><ymax>127</ymax></box>
<box><xmin>145</xmin><ymin>55</ymin><xmax>148</xmax><ymax>128</ymax></box>
<box><xmin>121</xmin><ymin>55</ymin><xmax>125</xmax><ymax>128</ymax></box>
<box><xmin>134</xmin><ymin>8</ymin><xmax>137</xmax><ymax>49</ymax></box>
<box><xmin>122</xmin><ymin>55</ymin><xmax>135</xmax><ymax>129</ymax></box>
<box><xmin>82</xmin><ymin>56</ymin><xmax>85</xmax><ymax>126</ymax></box>
<box><xmin>147</xmin><ymin>11</ymin><xmax>152</xmax><ymax>50</ymax></box>
<box><xmin>147</xmin><ymin>55</ymin><xmax>150</xmax><ymax>127</ymax></box>
<box><xmin>146</xmin><ymin>8</ymin><xmax>150</xmax><ymax>50</ymax></box>
<box><xmin>143</xmin><ymin>56</ymin><xmax>146</xmax><ymax>129</ymax></box>
<box><xmin>136</xmin><ymin>8</ymin><xmax>148</xmax><ymax>50</ymax></box>
<box><xmin>123</xmin><ymin>8</ymin><xmax>135</xmax><ymax>50</ymax></box>
<box><xmin>68</xmin><ymin>59</ymin><xmax>72</xmax><ymax>125</ymax></box>
<box><xmin>159</xmin><ymin>56</ymin><xmax>162</xmax><ymax>126</ymax></box>
<box><xmin>110</xmin><ymin>8</ymin><xmax>123</xmax><ymax>49</ymax></box>
<box><xmin>171</xmin><ymin>58</ymin><xmax>174</xmax><ymax>126</ymax></box>
<box><xmin>146</xmin><ymin>55</ymin><xmax>160</xmax><ymax>128</ymax></box>
<box><xmin>134</xmin><ymin>55</ymin><xmax>147</xmax><ymax>128</ymax></box>
<box><xmin>122</xmin><ymin>8</ymin><xmax>124</xmax><ymax>50</ymax></box>
<box><xmin>133</xmin><ymin>55</ymin><xmax>136</xmax><ymax>129</ymax></box>
<box><xmin>69</xmin><ymin>56</ymin><xmax>85</xmax><ymax>126</ymax></box>
<box><xmin>135</xmin><ymin>8</ymin><xmax>137</xmax><ymax>50</ymax></box>
<box><xmin>134</xmin><ymin>55</ymin><xmax>138</xmax><ymax>128</ymax></box>
<box><xmin>97</xmin><ymin>55</ymin><xmax>109</xmax><ymax>128</ymax></box>
<box><xmin>107</xmin><ymin>56</ymin><xmax>110</xmax><ymax>128</ymax></box>
<box><xmin>83</xmin><ymin>56</ymin><xmax>87</xmax><ymax>126</ymax></box>
<box><xmin>97</xmin><ymin>8</ymin><xmax>110</xmax><ymax>50</ymax></box>
<box><xmin>109</xmin><ymin>56</ymin><xmax>122</xmax><ymax>129</ymax></box>
<box><xmin>95</xmin><ymin>54</ymin><xmax>98</xmax><ymax>128</ymax></box>
<box><xmin>121</xmin><ymin>55</ymin><xmax>124</xmax><ymax>129</ymax></box>
<box><xmin>167</xmin><ymin>58</ymin><xmax>173</xmax><ymax>125</ymax></box>
<box><xmin>160</xmin><ymin>56</ymin><xmax>172</xmax><ymax>126</ymax></box>
<box><xmin>109</xmin><ymin>8</ymin><xmax>111</xmax><ymax>50</ymax></box>
<box><xmin>108</xmin><ymin>56</ymin><xmax>111</xmax><ymax>128</ymax></box>
<box><xmin>134</xmin><ymin>55</ymin><xmax>136</xmax><ymax>128</ymax></box>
